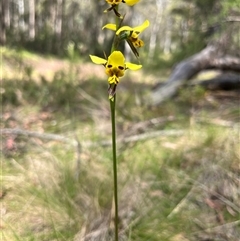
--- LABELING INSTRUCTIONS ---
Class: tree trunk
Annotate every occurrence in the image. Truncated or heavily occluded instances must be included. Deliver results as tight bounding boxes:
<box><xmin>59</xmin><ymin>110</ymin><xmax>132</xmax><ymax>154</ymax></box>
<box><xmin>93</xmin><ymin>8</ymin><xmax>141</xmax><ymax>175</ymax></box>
<box><xmin>163</xmin><ymin>16</ymin><xmax>172</xmax><ymax>54</ymax></box>
<box><xmin>4</xmin><ymin>0</ymin><xmax>10</xmax><ymax>28</ymax></box>
<box><xmin>0</xmin><ymin>1</ymin><xmax>6</xmax><ymax>45</ymax></box>
<box><xmin>55</xmin><ymin>0</ymin><xmax>63</xmax><ymax>54</ymax></box>
<box><xmin>18</xmin><ymin>0</ymin><xmax>25</xmax><ymax>31</ymax></box>
<box><xmin>29</xmin><ymin>0</ymin><xmax>35</xmax><ymax>40</ymax></box>
<box><xmin>0</xmin><ymin>0</ymin><xmax>10</xmax><ymax>45</ymax></box>
<box><xmin>148</xmin><ymin>0</ymin><xmax>163</xmax><ymax>60</ymax></box>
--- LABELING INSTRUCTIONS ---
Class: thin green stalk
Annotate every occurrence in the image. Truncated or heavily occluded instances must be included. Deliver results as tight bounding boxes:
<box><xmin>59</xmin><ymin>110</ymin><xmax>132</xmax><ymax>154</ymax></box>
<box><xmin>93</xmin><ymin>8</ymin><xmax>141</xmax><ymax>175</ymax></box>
<box><xmin>110</xmin><ymin>96</ymin><xmax>118</xmax><ymax>241</ymax></box>
<box><xmin>110</xmin><ymin>6</ymin><xmax>120</xmax><ymax>241</ymax></box>
<box><xmin>111</xmin><ymin>7</ymin><xmax>121</xmax><ymax>52</ymax></box>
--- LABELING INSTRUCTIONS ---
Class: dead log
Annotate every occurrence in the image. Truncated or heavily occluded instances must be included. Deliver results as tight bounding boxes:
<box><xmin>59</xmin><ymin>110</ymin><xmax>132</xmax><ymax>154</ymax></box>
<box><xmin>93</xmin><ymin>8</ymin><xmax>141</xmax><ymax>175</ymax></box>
<box><xmin>151</xmin><ymin>45</ymin><xmax>240</xmax><ymax>105</ymax></box>
<box><xmin>208</xmin><ymin>57</ymin><xmax>240</xmax><ymax>72</ymax></box>
<box><xmin>193</xmin><ymin>73</ymin><xmax>240</xmax><ymax>90</ymax></box>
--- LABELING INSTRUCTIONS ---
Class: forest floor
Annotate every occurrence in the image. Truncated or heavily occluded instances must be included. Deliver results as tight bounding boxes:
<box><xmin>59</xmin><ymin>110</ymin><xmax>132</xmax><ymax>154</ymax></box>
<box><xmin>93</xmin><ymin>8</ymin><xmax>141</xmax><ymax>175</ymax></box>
<box><xmin>1</xmin><ymin>47</ymin><xmax>107</xmax><ymax>81</ymax></box>
<box><xmin>1</xmin><ymin>47</ymin><xmax>240</xmax><ymax>241</ymax></box>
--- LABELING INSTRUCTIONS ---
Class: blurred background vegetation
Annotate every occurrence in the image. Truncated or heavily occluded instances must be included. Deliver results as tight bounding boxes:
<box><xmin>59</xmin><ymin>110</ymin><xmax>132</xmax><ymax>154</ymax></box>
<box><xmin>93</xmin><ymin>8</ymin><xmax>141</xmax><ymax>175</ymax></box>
<box><xmin>1</xmin><ymin>0</ymin><xmax>240</xmax><ymax>241</ymax></box>
<box><xmin>1</xmin><ymin>0</ymin><xmax>239</xmax><ymax>63</ymax></box>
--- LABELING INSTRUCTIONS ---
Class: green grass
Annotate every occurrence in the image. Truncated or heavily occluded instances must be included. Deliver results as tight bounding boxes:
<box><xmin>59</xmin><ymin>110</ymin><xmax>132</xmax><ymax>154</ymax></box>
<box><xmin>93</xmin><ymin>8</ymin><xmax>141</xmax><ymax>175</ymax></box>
<box><xmin>1</xmin><ymin>48</ymin><xmax>240</xmax><ymax>241</ymax></box>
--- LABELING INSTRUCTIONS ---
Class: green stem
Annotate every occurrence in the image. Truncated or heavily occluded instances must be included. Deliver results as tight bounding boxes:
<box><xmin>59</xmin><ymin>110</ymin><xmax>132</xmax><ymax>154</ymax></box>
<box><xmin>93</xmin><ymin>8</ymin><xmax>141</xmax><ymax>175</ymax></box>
<box><xmin>110</xmin><ymin>6</ymin><xmax>121</xmax><ymax>241</ymax></box>
<box><xmin>110</xmin><ymin>96</ymin><xmax>118</xmax><ymax>241</ymax></box>
<box><xmin>111</xmin><ymin>7</ymin><xmax>121</xmax><ymax>53</ymax></box>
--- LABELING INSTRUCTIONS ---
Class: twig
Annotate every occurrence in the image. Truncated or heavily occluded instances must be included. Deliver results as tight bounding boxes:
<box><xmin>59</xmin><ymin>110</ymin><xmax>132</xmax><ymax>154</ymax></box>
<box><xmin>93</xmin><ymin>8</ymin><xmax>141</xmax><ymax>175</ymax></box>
<box><xmin>120</xmin><ymin>129</ymin><xmax>184</xmax><ymax>143</ymax></box>
<box><xmin>225</xmin><ymin>16</ymin><xmax>240</xmax><ymax>22</ymax></box>
<box><xmin>78</xmin><ymin>88</ymin><xmax>101</xmax><ymax>106</ymax></box>
<box><xmin>1</xmin><ymin>128</ymin><xmax>79</xmax><ymax>146</ymax></box>
<box><xmin>195</xmin><ymin>118</ymin><xmax>239</xmax><ymax>128</ymax></box>
<box><xmin>167</xmin><ymin>185</ymin><xmax>195</xmax><ymax>218</ymax></box>
<box><xmin>193</xmin><ymin>220</ymin><xmax>240</xmax><ymax>235</ymax></box>
<box><xmin>198</xmin><ymin>183</ymin><xmax>240</xmax><ymax>214</ymax></box>
<box><xmin>1</xmin><ymin>128</ymin><xmax>185</xmax><ymax>148</ymax></box>
<box><xmin>74</xmin><ymin>135</ymin><xmax>81</xmax><ymax>180</ymax></box>
<box><xmin>121</xmin><ymin>116</ymin><xmax>176</xmax><ymax>137</ymax></box>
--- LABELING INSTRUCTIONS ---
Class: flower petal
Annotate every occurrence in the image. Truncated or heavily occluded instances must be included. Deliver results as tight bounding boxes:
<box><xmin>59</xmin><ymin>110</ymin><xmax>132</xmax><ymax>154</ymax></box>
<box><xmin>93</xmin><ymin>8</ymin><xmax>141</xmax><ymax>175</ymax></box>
<box><xmin>125</xmin><ymin>62</ymin><xmax>142</xmax><ymax>70</ymax></box>
<box><xmin>131</xmin><ymin>38</ymin><xmax>144</xmax><ymax>47</ymax></box>
<box><xmin>89</xmin><ymin>55</ymin><xmax>106</xmax><ymax>65</ymax></box>
<box><xmin>108</xmin><ymin>75</ymin><xmax>119</xmax><ymax>84</ymax></box>
<box><xmin>116</xmin><ymin>26</ymin><xmax>133</xmax><ymax>35</ymax></box>
<box><xmin>106</xmin><ymin>0</ymin><xmax>122</xmax><ymax>5</ymax></box>
<box><xmin>107</xmin><ymin>51</ymin><xmax>125</xmax><ymax>68</ymax></box>
<box><xmin>124</xmin><ymin>0</ymin><xmax>140</xmax><ymax>6</ymax></box>
<box><xmin>116</xmin><ymin>20</ymin><xmax>149</xmax><ymax>36</ymax></box>
<box><xmin>102</xmin><ymin>23</ymin><xmax>117</xmax><ymax>31</ymax></box>
<box><xmin>133</xmin><ymin>20</ymin><xmax>150</xmax><ymax>34</ymax></box>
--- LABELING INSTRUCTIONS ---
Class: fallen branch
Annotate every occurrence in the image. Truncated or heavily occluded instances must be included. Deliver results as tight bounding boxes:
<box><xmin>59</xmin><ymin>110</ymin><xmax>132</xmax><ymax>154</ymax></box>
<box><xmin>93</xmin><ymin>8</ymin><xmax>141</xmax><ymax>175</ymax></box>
<box><xmin>151</xmin><ymin>45</ymin><xmax>240</xmax><ymax>105</ymax></box>
<box><xmin>151</xmin><ymin>45</ymin><xmax>218</xmax><ymax>105</ymax></box>
<box><xmin>195</xmin><ymin>117</ymin><xmax>239</xmax><ymax>128</ymax></box>
<box><xmin>193</xmin><ymin>220</ymin><xmax>240</xmax><ymax>237</ymax></box>
<box><xmin>208</xmin><ymin>56</ymin><xmax>240</xmax><ymax>72</ymax></box>
<box><xmin>1</xmin><ymin>128</ymin><xmax>185</xmax><ymax>148</ymax></box>
<box><xmin>119</xmin><ymin>116</ymin><xmax>176</xmax><ymax>137</ymax></box>
<box><xmin>194</xmin><ymin>73</ymin><xmax>240</xmax><ymax>90</ymax></box>
<box><xmin>1</xmin><ymin>128</ymin><xmax>79</xmax><ymax>146</ymax></box>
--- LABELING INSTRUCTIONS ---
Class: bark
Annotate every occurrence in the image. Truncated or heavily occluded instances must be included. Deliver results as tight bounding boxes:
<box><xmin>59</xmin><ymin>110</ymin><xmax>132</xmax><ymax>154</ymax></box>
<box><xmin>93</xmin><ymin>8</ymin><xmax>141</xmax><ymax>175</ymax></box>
<box><xmin>151</xmin><ymin>45</ymin><xmax>240</xmax><ymax>105</ymax></box>
<box><xmin>4</xmin><ymin>0</ymin><xmax>10</xmax><ymax>28</ymax></box>
<box><xmin>0</xmin><ymin>0</ymin><xmax>10</xmax><ymax>44</ymax></box>
<box><xmin>55</xmin><ymin>0</ymin><xmax>63</xmax><ymax>54</ymax></box>
<box><xmin>148</xmin><ymin>0</ymin><xmax>162</xmax><ymax>60</ymax></box>
<box><xmin>0</xmin><ymin>1</ymin><xmax>6</xmax><ymax>45</ymax></box>
<box><xmin>163</xmin><ymin>16</ymin><xmax>172</xmax><ymax>54</ymax></box>
<box><xmin>18</xmin><ymin>0</ymin><xmax>25</xmax><ymax>31</ymax></box>
<box><xmin>208</xmin><ymin>57</ymin><xmax>240</xmax><ymax>72</ymax></box>
<box><xmin>195</xmin><ymin>73</ymin><xmax>240</xmax><ymax>91</ymax></box>
<box><xmin>29</xmin><ymin>0</ymin><xmax>35</xmax><ymax>40</ymax></box>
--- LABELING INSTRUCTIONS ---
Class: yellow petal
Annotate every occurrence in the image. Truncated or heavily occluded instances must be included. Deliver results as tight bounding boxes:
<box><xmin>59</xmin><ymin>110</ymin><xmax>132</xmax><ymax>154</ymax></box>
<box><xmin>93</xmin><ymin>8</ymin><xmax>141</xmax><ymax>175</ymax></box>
<box><xmin>133</xmin><ymin>20</ymin><xmax>150</xmax><ymax>34</ymax></box>
<box><xmin>102</xmin><ymin>23</ymin><xmax>117</xmax><ymax>31</ymax></box>
<box><xmin>107</xmin><ymin>51</ymin><xmax>125</xmax><ymax>68</ymax></box>
<box><xmin>108</xmin><ymin>75</ymin><xmax>119</xmax><ymax>84</ymax></box>
<box><xmin>116</xmin><ymin>20</ymin><xmax>150</xmax><ymax>36</ymax></box>
<box><xmin>125</xmin><ymin>62</ymin><xmax>142</xmax><ymax>70</ymax></box>
<box><xmin>131</xmin><ymin>38</ymin><xmax>144</xmax><ymax>47</ymax></box>
<box><xmin>106</xmin><ymin>0</ymin><xmax>122</xmax><ymax>5</ymax></box>
<box><xmin>89</xmin><ymin>55</ymin><xmax>106</xmax><ymax>65</ymax></box>
<box><xmin>116</xmin><ymin>26</ymin><xmax>133</xmax><ymax>35</ymax></box>
<box><xmin>124</xmin><ymin>0</ymin><xmax>140</xmax><ymax>6</ymax></box>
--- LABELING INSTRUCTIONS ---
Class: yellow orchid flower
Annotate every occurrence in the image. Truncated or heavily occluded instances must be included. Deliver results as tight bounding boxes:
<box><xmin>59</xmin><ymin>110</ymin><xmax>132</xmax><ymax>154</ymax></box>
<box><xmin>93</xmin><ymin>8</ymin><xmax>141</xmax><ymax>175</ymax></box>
<box><xmin>117</xmin><ymin>20</ymin><xmax>150</xmax><ymax>47</ymax></box>
<box><xmin>90</xmin><ymin>51</ymin><xmax>142</xmax><ymax>98</ymax></box>
<box><xmin>105</xmin><ymin>0</ymin><xmax>140</xmax><ymax>6</ymax></box>
<box><xmin>90</xmin><ymin>51</ymin><xmax>141</xmax><ymax>85</ymax></box>
<box><xmin>104</xmin><ymin>0</ymin><xmax>140</xmax><ymax>17</ymax></box>
<box><xmin>103</xmin><ymin>20</ymin><xmax>149</xmax><ymax>48</ymax></box>
<box><xmin>105</xmin><ymin>0</ymin><xmax>121</xmax><ymax>5</ymax></box>
<box><xmin>122</xmin><ymin>0</ymin><xmax>140</xmax><ymax>6</ymax></box>
<box><xmin>102</xmin><ymin>20</ymin><xmax>149</xmax><ymax>58</ymax></box>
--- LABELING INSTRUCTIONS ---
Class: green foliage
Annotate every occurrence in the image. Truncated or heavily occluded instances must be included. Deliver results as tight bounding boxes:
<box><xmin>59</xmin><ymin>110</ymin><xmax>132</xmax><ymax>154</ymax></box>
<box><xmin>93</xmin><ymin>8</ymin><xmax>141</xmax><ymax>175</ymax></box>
<box><xmin>2</xmin><ymin>73</ymin><xmax>79</xmax><ymax>109</ymax></box>
<box><xmin>177</xmin><ymin>85</ymin><xmax>206</xmax><ymax>104</ymax></box>
<box><xmin>167</xmin><ymin>0</ymin><xmax>239</xmax><ymax>63</ymax></box>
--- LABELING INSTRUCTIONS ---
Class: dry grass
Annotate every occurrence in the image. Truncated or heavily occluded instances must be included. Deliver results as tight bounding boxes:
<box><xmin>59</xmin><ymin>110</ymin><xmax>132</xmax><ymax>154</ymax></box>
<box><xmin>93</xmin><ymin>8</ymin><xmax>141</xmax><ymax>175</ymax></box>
<box><xmin>1</xmin><ymin>48</ymin><xmax>240</xmax><ymax>240</ymax></box>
